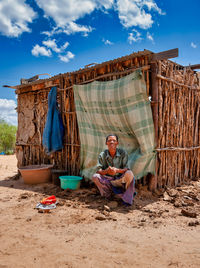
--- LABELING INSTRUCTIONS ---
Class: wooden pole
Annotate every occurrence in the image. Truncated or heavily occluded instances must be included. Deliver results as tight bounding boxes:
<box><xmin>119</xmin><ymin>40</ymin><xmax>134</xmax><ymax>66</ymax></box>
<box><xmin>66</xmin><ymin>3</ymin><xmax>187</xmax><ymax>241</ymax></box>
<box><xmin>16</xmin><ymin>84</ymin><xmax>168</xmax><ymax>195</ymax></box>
<box><xmin>149</xmin><ymin>62</ymin><xmax>159</xmax><ymax>191</ymax></box>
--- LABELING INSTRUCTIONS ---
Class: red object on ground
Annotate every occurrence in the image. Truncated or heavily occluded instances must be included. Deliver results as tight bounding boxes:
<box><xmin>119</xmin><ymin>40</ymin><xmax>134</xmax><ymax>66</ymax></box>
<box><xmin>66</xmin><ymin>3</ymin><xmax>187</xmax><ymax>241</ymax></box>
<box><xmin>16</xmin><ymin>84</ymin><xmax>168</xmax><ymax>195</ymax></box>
<box><xmin>40</xmin><ymin>195</ymin><xmax>56</xmax><ymax>205</ymax></box>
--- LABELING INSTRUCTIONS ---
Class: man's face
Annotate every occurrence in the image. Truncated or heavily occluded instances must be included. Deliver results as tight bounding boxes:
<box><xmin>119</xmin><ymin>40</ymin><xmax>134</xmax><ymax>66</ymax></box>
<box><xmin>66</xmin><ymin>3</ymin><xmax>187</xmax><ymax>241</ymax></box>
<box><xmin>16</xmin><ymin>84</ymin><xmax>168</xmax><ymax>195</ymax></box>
<box><xmin>106</xmin><ymin>136</ymin><xmax>118</xmax><ymax>151</ymax></box>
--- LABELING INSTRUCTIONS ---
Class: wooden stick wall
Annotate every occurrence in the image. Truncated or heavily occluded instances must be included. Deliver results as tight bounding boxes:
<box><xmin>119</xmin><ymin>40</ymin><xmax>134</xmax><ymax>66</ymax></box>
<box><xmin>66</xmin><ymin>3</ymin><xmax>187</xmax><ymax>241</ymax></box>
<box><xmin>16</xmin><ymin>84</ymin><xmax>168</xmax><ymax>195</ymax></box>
<box><xmin>156</xmin><ymin>60</ymin><xmax>200</xmax><ymax>188</ymax></box>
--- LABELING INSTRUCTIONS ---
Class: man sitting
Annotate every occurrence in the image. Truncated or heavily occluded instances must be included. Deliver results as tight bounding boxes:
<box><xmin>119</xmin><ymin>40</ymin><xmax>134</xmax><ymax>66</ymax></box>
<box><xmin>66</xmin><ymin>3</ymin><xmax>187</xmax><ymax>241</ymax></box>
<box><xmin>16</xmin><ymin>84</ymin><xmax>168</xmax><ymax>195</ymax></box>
<box><xmin>92</xmin><ymin>134</ymin><xmax>135</xmax><ymax>205</ymax></box>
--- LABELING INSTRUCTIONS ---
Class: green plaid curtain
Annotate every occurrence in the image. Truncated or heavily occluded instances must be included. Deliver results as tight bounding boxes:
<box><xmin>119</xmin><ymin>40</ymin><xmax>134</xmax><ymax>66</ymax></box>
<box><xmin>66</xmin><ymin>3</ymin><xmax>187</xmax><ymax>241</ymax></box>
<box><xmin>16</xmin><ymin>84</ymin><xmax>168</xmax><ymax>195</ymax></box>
<box><xmin>74</xmin><ymin>70</ymin><xmax>156</xmax><ymax>180</ymax></box>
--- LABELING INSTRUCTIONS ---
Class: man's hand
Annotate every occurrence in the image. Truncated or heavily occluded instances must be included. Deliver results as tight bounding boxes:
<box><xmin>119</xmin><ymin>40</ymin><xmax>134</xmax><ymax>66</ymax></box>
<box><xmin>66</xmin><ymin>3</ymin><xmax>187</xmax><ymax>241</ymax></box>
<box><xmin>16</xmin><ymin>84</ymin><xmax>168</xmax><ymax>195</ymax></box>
<box><xmin>107</xmin><ymin>166</ymin><xmax>118</xmax><ymax>176</ymax></box>
<box><xmin>97</xmin><ymin>167</ymin><xmax>128</xmax><ymax>176</ymax></box>
<box><xmin>106</xmin><ymin>167</ymin><xmax>128</xmax><ymax>176</ymax></box>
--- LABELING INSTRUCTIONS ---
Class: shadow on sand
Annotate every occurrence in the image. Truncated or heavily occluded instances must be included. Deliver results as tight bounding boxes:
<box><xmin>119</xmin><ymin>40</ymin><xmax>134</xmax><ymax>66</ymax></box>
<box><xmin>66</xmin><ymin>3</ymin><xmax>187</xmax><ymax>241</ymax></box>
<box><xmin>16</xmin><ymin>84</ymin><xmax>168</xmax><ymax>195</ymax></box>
<box><xmin>0</xmin><ymin>173</ymin><xmax>160</xmax><ymax>215</ymax></box>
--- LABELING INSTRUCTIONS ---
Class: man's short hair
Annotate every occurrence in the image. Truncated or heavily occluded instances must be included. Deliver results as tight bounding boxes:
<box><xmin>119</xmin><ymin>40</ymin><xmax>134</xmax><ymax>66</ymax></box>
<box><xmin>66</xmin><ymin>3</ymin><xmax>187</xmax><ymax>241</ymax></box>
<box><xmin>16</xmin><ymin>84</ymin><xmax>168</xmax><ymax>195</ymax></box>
<box><xmin>106</xmin><ymin>134</ymin><xmax>119</xmax><ymax>142</ymax></box>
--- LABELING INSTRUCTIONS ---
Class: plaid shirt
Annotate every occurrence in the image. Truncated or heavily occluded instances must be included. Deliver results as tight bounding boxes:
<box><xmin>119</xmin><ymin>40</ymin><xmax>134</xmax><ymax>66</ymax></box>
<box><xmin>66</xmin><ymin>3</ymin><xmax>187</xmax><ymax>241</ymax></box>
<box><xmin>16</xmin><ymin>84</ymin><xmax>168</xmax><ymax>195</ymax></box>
<box><xmin>96</xmin><ymin>148</ymin><xmax>129</xmax><ymax>176</ymax></box>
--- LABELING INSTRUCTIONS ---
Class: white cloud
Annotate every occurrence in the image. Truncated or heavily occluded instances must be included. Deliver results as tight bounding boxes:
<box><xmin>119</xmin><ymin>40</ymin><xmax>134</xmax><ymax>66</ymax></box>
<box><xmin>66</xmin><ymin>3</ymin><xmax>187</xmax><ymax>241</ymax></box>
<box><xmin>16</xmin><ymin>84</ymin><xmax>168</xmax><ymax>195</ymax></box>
<box><xmin>191</xmin><ymin>42</ymin><xmax>197</xmax><ymax>48</ymax></box>
<box><xmin>0</xmin><ymin>0</ymin><xmax>36</xmax><ymax>37</ymax></box>
<box><xmin>59</xmin><ymin>51</ymin><xmax>75</xmax><ymax>63</ymax></box>
<box><xmin>31</xmin><ymin>44</ymin><xmax>52</xmax><ymax>57</ymax></box>
<box><xmin>143</xmin><ymin>0</ymin><xmax>165</xmax><ymax>15</ymax></box>
<box><xmin>32</xmin><ymin>39</ymin><xmax>71</xmax><ymax>60</ymax></box>
<box><xmin>62</xmin><ymin>42</ymin><xmax>69</xmax><ymax>49</ymax></box>
<box><xmin>42</xmin><ymin>39</ymin><xmax>69</xmax><ymax>53</ymax></box>
<box><xmin>128</xmin><ymin>29</ymin><xmax>142</xmax><ymax>44</ymax></box>
<box><xmin>41</xmin><ymin>27</ymin><xmax>58</xmax><ymax>37</ymax></box>
<box><xmin>0</xmin><ymin>99</ymin><xmax>17</xmax><ymax>126</ymax></box>
<box><xmin>42</xmin><ymin>23</ymin><xmax>93</xmax><ymax>37</ymax></box>
<box><xmin>147</xmin><ymin>32</ymin><xmax>154</xmax><ymax>42</ymax></box>
<box><xmin>116</xmin><ymin>0</ymin><xmax>164</xmax><ymax>29</ymax></box>
<box><xmin>42</xmin><ymin>39</ymin><xmax>61</xmax><ymax>53</ymax></box>
<box><xmin>35</xmin><ymin>0</ymin><xmax>114</xmax><ymax>36</ymax></box>
<box><xmin>102</xmin><ymin>38</ymin><xmax>113</xmax><ymax>45</ymax></box>
<box><xmin>96</xmin><ymin>0</ymin><xmax>114</xmax><ymax>9</ymax></box>
<box><xmin>36</xmin><ymin>0</ymin><xmax>114</xmax><ymax>26</ymax></box>
<box><xmin>35</xmin><ymin>0</ymin><xmax>96</xmax><ymax>36</ymax></box>
<box><xmin>63</xmin><ymin>22</ymin><xmax>93</xmax><ymax>35</ymax></box>
<box><xmin>36</xmin><ymin>0</ymin><xmax>95</xmax><ymax>26</ymax></box>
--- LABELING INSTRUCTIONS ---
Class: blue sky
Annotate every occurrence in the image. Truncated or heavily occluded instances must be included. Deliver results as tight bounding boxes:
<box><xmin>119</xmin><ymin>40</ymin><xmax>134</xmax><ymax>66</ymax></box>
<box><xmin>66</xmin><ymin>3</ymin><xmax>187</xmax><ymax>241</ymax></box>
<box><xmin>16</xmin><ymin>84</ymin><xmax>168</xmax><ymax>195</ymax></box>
<box><xmin>0</xmin><ymin>0</ymin><xmax>199</xmax><ymax>125</ymax></box>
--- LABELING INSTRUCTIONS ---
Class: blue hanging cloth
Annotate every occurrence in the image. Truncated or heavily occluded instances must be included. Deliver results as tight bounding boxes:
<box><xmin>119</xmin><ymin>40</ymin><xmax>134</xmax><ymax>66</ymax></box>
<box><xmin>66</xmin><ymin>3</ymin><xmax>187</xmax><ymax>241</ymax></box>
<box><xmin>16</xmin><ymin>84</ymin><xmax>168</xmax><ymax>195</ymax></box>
<box><xmin>42</xmin><ymin>86</ymin><xmax>64</xmax><ymax>154</ymax></box>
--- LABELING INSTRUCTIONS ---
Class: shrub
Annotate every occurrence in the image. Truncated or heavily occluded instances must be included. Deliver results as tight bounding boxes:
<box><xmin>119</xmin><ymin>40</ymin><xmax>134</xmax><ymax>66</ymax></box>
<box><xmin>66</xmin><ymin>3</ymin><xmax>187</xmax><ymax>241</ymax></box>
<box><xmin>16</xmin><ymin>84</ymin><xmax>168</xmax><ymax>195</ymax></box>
<box><xmin>0</xmin><ymin>119</ymin><xmax>17</xmax><ymax>154</ymax></box>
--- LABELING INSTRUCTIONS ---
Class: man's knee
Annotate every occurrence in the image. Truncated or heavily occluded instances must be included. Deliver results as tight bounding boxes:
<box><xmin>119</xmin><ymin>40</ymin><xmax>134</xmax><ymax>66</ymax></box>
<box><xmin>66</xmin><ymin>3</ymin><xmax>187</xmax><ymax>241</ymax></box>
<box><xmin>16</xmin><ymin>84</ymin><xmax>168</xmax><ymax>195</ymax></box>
<box><xmin>92</xmin><ymin>173</ymin><xmax>100</xmax><ymax>183</ymax></box>
<box><xmin>122</xmin><ymin>170</ymin><xmax>134</xmax><ymax>189</ymax></box>
<box><xmin>92</xmin><ymin>177</ymin><xmax>98</xmax><ymax>183</ymax></box>
<box><xmin>125</xmin><ymin>170</ymin><xmax>134</xmax><ymax>180</ymax></box>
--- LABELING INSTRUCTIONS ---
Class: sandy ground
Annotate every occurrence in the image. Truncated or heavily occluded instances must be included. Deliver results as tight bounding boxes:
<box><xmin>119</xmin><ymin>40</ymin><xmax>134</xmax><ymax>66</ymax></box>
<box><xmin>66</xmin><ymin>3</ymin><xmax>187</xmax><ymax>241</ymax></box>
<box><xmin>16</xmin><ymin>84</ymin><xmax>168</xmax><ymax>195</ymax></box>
<box><xmin>0</xmin><ymin>155</ymin><xmax>200</xmax><ymax>268</ymax></box>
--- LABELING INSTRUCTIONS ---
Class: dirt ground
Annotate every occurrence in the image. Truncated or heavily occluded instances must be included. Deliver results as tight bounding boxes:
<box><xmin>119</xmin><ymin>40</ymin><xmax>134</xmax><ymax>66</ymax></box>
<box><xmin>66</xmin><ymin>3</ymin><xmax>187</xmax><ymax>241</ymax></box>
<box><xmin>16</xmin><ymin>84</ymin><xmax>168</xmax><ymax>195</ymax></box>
<box><xmin>0</xmin><ymin>155</ymin><xmax>200</xmax><ymax>268</ymax></box>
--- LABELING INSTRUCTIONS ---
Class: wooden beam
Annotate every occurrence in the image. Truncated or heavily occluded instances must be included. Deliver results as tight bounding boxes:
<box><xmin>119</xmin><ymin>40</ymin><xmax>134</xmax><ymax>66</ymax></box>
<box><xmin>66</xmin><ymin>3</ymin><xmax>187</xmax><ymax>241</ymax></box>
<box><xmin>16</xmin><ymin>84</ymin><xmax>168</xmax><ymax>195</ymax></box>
<box><xmin>156</xmin><ymin>74</ymin><xmax>200</xmax><ymax>90</ymax></box>
<box><xmin>185</xmin><ymin>64</ymin><xmax>200</xmax><ymax>70</ymax></box>
<box><xmin>149</xmin><ymin>62</ymin><xmax>159</xmax><ymax>191</ymax></box>
<box><xmin>3</xmin><ymin>85</ymin><xmax>18</xmax><ymax>89</ymax></box>
<box><xmin>151</xmin><ymin>63</ymin><xmax>159</xmax><ymax>143</ymax></box>
<box><xmin>20</xmin><ymin>75</ymin><xmax>39</xmax><ymax>85</ymax></box>
<box><xmin>151</xmin><ymin>48</ymin><xmax>178</xmax><ymax>61</ymax></box>
<box><xmin>58</xmin><ymin>65</ymin><xmax>151</xmax><ymax>92</ymax></box>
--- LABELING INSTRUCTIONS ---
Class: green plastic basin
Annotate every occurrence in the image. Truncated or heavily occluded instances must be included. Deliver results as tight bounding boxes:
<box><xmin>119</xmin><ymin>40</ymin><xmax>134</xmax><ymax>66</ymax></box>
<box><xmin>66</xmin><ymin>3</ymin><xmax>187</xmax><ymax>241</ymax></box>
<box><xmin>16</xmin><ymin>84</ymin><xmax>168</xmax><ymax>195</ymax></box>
<box><xmin>59</xmin><ymin>175</ymin><xmax>83</xmax><ymax>190</ymax></box>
